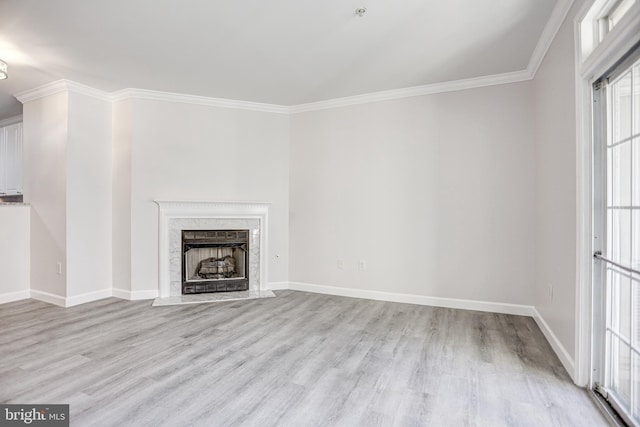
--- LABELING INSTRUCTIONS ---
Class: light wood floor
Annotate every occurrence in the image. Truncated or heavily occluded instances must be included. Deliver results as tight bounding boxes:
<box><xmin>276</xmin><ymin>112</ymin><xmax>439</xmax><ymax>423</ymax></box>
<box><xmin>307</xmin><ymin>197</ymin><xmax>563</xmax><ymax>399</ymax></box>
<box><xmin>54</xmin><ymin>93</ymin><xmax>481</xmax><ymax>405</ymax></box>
<box><xmin>0</xmin><ymin>290</ymin><xmax>606</xmax><ymax>426</ymax></box>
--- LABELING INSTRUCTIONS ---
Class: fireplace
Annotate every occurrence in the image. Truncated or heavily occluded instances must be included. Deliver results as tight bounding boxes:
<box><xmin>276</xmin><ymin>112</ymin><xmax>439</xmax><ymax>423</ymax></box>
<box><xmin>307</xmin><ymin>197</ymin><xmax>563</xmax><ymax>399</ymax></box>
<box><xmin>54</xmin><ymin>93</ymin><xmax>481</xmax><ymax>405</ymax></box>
<box><xmin>156</xmin><ymin>201</ymin><xmax>269</xmax><ymax>299</ymax></box>
<box><xmin>182</xmin><ymin>230</ymin><xmax>249</xmax><ymax>294</ymax></box>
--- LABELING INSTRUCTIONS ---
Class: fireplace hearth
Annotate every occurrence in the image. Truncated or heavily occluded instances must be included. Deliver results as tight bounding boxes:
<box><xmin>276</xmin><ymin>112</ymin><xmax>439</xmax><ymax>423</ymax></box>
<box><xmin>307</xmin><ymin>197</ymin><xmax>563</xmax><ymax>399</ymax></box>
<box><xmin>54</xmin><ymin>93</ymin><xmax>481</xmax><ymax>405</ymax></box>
<box><xmin>182</xmin><ymin>230</ymin><xmax>249</xmax><ymax>294</ymax></box>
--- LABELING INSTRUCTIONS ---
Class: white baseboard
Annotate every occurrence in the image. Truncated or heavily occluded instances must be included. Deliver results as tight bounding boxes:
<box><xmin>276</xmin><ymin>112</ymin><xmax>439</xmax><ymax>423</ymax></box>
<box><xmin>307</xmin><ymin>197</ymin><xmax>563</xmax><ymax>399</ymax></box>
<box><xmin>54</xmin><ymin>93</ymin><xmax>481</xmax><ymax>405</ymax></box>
<box><xmin>0</xmin><ymin>290</ymin><xmax>30</xmax><ymax>304</ymax></box>
<box><xmin>65</xmin><ymin>288</ymin><xmax>113</xmax><ymax>307</ymax></box>
<box><xmin>111</xmin><ymin>288</ymin><xmax>130</xmax><ymax>300</ymax></box>
<box><xmin>30</xmin><ymin>289</ymin><xmax>66</xmax><ymax>307</ymax></box>
<box><xmin>112</xmin><ymin>288</ymin><xmax>159</xmax><ymax>300</ymax></box>
<box><xmin>286</xmin><ymin>281</ymin><xmax>535</xmax><ymax>316</ymax></box>
<box><xmin>267</xmin><ymin>281</ymin><xmax>290</xmax><ymax>291</ymax></box>
<box><xmin>532</xmin><ymin>307</ymin><xmax>576</xmax><ymax>382</ymax></box>
<box><xmin>130</xmin><ymin>289</ymin><xmax>158</xmax><ymax>300</ymax></box>
<box><xmin>23</xmin><ymin>287</ymin><xmax>159</xmax><ymax>306</ymax></box>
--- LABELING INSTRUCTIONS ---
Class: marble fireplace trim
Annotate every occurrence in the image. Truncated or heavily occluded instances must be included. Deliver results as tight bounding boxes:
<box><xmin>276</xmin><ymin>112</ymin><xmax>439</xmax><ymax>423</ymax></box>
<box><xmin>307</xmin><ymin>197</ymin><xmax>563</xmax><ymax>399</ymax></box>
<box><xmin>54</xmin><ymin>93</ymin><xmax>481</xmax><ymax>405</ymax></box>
<box><xmin>155</xmin><ymin>201</ymin><xmax>270</xmax><ymax>298</ymax></box>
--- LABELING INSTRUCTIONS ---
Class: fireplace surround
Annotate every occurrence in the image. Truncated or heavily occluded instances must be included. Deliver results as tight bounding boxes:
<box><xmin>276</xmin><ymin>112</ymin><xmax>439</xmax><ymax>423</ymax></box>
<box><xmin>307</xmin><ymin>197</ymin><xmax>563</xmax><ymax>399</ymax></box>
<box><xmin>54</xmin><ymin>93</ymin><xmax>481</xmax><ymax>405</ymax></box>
<box><xmin>155</xmin><ymin>201</ymin><xmax>270</xmax><ymax>298</ymax></box>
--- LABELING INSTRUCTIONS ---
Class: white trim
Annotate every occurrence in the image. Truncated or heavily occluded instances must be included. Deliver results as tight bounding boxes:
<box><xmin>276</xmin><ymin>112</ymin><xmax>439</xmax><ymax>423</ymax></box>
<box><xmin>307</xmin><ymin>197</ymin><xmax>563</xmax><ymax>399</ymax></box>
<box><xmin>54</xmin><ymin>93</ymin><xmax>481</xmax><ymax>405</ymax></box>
<box><xmin>65</xmin><ymin>288</ymin><xmax>112</xmax><ymax>307</ymax></box>
<box><xmin>14</xmin><ymin>80</ymin><xmax>68</xmax><ymax>103</ymax></box>
<box><xmin>111</xmin><ymin>288</ymin><xmax>130</xmax><ymax>300</ymax></box>
<box><xmin>111</xmin><ymin>88</ymin><xmax>289</xmax><ymax>114</ymax></box>
<box><xmin>287</xmin><ymin>281</ymin><xmax>535</xmax><ymax>316</ymax></box>
<box><xmin>14</xmin><ymin>79</ymin><xmax>111</xmax><ymax>103</ymax></box>
<box><xmin>30</xmin><ymin>289</ymin><xmax>66</xmax><ymax>307</ymax></box>
<box><xmin>533</xmin><ymin>307</ymin><xmax>577</xmax><ymax>382</ymax></box>
<box><xmin>267</xmin><ymin>281</ymin><xmax>290</xmax><ymax>291</ymax></box>
<box><xmin>574</xmin><ymin>2</ymin><xmax>597</xmax><ymax>388</ymax></box>
<box><xmin>15</xmin><ymin>80</ymin><xmax>287</xmax><ymax>114</ymax></box>
<box><xmin>155</xmin><ymin>200</ymin><xmax>270</xmax><ymax>298</ymax></box>
<box><xmin>289</xmin><ymin>70</ymin><xmax>532</xmax><ymax>113</ymax></box>
<box><xmin>130</xmin><ymin>289</ymin><xmax>159</xmax><ymax>300</ymax></box>
<box><xmin>527</xmin><ymin>0</ymin><xmax>575</xmax><ymax>76</ymax></box>
<box><xmin>0</xmin><ymin>290</ymin><xmax>30</xmax><ymax>304</ymax></box>
<box><xmin>0</xmin><ymin>114</ymin><xmax>22</xmax><ymax>127</ymax></box>
<box><xmin>112</xmin><ymin>288</ymin><xmax>159</xmax><ymax>300</ymax></box>
<box><xmin>580</xmin><ymin>2</ymin><xmax>640</xmax><ymax>79</ymax></box>
<box><xmin>30</xmin><ymin>289</ymin><xmax>116</xmax><ymax>307</ymax></box>
<box><xmin>11</xmin><ymin>70</ymin><xmax>531</xmax><ymax>115</ymax></box>
<box><xmin>0</xmin><ymin>287</ymin><xmax>154</xmax><ymax>306</ymax></box>
<box><xmin>64</xmin><ymin>80</ymin><xmax>112</xmax><ymax>101</ymax></box>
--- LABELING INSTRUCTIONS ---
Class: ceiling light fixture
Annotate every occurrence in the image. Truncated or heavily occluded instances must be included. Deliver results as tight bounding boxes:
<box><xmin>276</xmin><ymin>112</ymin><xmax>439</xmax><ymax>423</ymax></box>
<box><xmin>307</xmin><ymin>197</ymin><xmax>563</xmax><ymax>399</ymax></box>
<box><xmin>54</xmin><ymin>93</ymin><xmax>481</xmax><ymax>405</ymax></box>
<box><xmin>355</xmin><ymin>7</ymin><xmax>367</xmax><ymax>17</ymax></box>
<box><xmin>0</xmin><ymin>60</ymin><xmax>7</xmax><ymax>80</ymax></box>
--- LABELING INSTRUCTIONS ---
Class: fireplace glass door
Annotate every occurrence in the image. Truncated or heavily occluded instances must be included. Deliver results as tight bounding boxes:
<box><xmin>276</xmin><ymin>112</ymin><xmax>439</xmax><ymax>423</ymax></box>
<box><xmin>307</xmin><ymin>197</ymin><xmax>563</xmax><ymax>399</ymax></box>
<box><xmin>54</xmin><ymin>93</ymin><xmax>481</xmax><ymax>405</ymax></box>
<box><xmin>182</xmin><ymin>230</ymin><xmax>249</xmax><ymax>294</ymax></box>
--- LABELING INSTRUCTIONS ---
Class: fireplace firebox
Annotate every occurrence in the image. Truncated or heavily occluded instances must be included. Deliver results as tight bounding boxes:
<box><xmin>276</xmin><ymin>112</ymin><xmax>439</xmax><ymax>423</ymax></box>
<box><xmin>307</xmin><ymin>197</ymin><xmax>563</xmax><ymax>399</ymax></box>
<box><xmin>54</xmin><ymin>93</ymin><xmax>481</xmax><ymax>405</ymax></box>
<box><xmin>181</xmin><ymin>230</ymin><xmax>249</xmax><ymax>294</ymax></box>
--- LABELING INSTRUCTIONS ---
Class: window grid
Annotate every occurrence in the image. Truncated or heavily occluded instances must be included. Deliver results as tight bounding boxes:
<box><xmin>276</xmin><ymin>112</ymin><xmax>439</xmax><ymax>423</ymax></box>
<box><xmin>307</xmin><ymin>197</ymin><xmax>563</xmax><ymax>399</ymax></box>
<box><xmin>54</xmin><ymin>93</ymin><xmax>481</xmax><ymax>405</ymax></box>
<box><xmin>605</xmin><ymin>57</ymin><xmax>640</xmax><ymax>423</ymax></box>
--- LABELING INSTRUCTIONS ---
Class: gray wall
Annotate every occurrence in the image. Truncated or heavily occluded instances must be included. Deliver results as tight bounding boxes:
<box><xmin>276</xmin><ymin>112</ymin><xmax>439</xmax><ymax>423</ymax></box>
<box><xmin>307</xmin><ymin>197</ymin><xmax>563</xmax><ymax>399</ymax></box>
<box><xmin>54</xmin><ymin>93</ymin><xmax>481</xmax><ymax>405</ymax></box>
<box><xmin>290</xmin><ymin>82</ymin><xmax>537</xmax><ymax>305</ymax></box>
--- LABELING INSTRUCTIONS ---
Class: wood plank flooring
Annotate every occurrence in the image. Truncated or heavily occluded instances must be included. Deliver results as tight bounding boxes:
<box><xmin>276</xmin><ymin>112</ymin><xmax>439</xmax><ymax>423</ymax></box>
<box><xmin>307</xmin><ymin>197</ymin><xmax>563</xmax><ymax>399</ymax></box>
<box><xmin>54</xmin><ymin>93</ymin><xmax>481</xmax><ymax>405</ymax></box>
<box><xmin>0</xmin><ymin>290</ymin><xmax>606</xmax><ymax>426</ymax></box>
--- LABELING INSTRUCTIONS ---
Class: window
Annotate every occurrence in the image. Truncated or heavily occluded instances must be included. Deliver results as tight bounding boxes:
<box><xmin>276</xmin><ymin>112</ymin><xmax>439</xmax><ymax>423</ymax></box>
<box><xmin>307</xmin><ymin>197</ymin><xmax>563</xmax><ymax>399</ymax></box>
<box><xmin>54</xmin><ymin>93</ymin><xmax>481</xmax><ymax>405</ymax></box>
<box><xmin>581</xmin><ymin>0</ymin><xmax>638</xmax><ymax>60</ymax></box>
<box><xmin>592</xmin><ymin>46</ymin><xmax>640</xmax><ymax>427</ymax></box>
<box><xmin>608</xmin><ymin>0</ymin><xmax>637</xmax><ymax>31</ymax></box>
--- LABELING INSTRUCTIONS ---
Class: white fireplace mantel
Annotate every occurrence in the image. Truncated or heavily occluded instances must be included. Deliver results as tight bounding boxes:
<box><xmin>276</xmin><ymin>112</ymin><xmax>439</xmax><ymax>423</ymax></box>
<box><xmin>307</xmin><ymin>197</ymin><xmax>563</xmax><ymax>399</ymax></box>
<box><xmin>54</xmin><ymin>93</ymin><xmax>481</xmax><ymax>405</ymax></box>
<box><xmin>155</xmin><ymin>201</ymin><xmax>270</xmax><ymax>298</ymax></box>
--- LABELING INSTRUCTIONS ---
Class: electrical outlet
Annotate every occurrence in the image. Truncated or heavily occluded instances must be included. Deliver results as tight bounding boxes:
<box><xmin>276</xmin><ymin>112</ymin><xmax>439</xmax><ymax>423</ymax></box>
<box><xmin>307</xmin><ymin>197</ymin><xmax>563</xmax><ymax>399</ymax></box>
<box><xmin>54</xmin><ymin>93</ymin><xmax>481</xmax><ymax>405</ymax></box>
<box><xmin>358</xmin><ymin>260</ymin><xmax>366</xmax><ymax>271</ymax></box>
<box><xmin>337</xmin><ymin>259</ymin><xmax>344</xmax><ymax>270</ymax></box>
<box><xmin>548</xmin><ymin>284</ymin><xmax>554</xmax><ymax>300</ymax></box>
<box><xmin>56</xmin><ymin>262</ymin><xmax>62</xmax><ymax>275</ymax></box>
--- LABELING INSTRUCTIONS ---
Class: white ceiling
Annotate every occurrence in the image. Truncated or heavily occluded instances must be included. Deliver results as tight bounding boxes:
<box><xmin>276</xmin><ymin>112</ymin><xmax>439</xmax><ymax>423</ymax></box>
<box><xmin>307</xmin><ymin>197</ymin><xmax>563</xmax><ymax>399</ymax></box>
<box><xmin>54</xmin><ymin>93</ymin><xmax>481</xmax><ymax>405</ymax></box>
<box><xmin>0</xmin><ymin>0</ymin><xmax>558</xmax><ymax>118</ymax></box>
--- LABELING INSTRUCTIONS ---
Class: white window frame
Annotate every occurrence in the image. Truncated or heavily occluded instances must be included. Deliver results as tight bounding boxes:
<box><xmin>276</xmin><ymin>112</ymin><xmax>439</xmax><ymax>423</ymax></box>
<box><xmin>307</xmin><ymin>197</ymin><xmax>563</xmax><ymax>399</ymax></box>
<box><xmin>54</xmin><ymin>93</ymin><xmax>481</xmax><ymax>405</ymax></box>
<box><xmin>581</xmin><ymin>0</ymin><xmax>639</xmax><ymax>60</ymax></box>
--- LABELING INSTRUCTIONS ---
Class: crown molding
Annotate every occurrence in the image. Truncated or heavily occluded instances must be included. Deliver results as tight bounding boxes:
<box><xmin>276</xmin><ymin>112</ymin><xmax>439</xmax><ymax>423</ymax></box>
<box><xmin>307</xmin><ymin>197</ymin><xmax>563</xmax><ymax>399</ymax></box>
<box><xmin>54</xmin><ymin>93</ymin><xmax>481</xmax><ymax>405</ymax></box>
<box><xmin>16</xmin><ymin>81</ymin><xmax>288</xmax><ymax>114</ymax></box>
<box><xmin>14</xmin><ymin>79</ymin><xmax>111</xmax><ymax>103</ymax></box>
<box><xmin>290</xmin><ymin>69</ymin><xmax>532</xmax><ymax>113</ymax></box>
<box><xmin>527</xmin><ymin>0</ymin><xmax>575</xmax><ymax>77</ymax></box>
<box><xmin>64</xmin><ymin>80</ymin><xmax>112</xmax><ymax>101</ymax></box>
<box><xmin>14</xmin><ymin>80</ymin><xmax>69</xmax><ymax>103</ymax></box>
<box><xmin>0</xmin><ymin>114</ymin><xmax>23</xmax><ymax>127</ymax></box>
<box><xmin>13</xmin><ymin>2</ymin><xmax>572</xmax><ymax>115</ymax></box>
<box><xmin>111</xmin><ymin>88</ymin><xmax>290</xmax><ymax>114</ymax></box>
<box><xmin>11</xmin><ymin>69</ymin><xmax>531</xmax><ymax>115</ymax></box>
